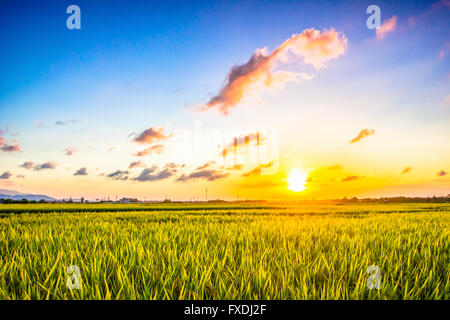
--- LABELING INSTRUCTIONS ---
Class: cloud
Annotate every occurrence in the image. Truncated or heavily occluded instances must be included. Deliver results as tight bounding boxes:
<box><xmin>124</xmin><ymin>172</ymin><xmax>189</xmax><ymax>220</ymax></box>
<box><xmin>20</xmin><ymin>161</ymin><xmax>34</xmax><ymax>169</ymax></box>
<box><xmin>349</xmin><ymin>129</ymin><xmax>375</xmax><ymax>144</ymax></box>
<box><xmin>376</xmin><ymin>16</ymin><xmax>397</xmax><ymax>40</ymax></box>
<box><xmin>133</xmin><ymin>167</ymin><xmax>175</xmax><ymax>182</ymax></box>
<box><xmin>132</xmin><ymin>126</ymin><xmax>172</xmax><ymax>144</ymax></box>
<box><xmin>402</xmin><ymin>166</ymin><xmax>413</xmax><ymax>174</ymax></box>
<box><xmin>73</xmin><ymin>167</ymin><xmax>88</xmax><ymax>176</ymax></box>
<box><xmin>106</xmin><ymin>170</ymin><xmax>129</xmax><ymax>181</ymax></box>
<box><xmin>177</xmin><ymin>169</ymin><xmax>229</xmax><ymax>182</ymax></box>
<box><xmin>34</xmin><ymin>162</ymin><xmax>57</xmax><ymax>171</ymax></box>
<box><xmin>16</xmin><ymin>174</ymin><xmax>25</xmax><ymax>179</ymax></box>
<box><xmin>1</xmin><ymin>144</ymin><xmax>21</xmax><ymax>152</ymax></box>
<box><xmin>65</xmin><ymin>147</ymin><xmax>79</xmax><ymax>156</ymax></box>
<box><xmin>242</xmin><ymin>162</ymin><xmax>274</xmax><ymax>177</ymax></box>
<box><xmin>196</xmin><ymin>161</ymin><xmax>216</xmax><ymax>170</ymax></box>
<box><xmin>200</xmin><ymin>27</ymin><xmax>347</xmax><ymax>115</ymax></box>
<box><xmin>129</xmin><ymin>160</ymin><xmax>146</xmax><ymax>169</ymax></box>
<box><xmin>437</xmin><ymin>170</ymin><xmax>448</xmax><ymax>177</ymax></box>
<box><xmin>55</xmin><ymin>119</ymin><xmax>77</xmax><ymax>126</ymax></box>
<box><xmin>134</xmin><ymin>144</ymin><xmax>165</xmax><ymax>157</ymax></box>
<box><xmin>107</xmin><ymin>147</ymin><xmax>115</xmax><ymax>152</ymax></box>
<box><xmin>341</xmin><ymin>175</ymin><xmax>361</xmax><ymax>182</ymax></box>
<box><xmin>0</xmin><ymin>171</ymin><xmax>12</xmax><ymax>179</ymax></box>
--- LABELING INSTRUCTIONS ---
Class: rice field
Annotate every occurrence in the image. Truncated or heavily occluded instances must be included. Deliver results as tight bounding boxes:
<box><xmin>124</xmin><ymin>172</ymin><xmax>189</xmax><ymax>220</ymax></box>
<box><xmin>0</xmin><ymin>203</ymin><xmax>448</xmax><ymax>300</ymax></box>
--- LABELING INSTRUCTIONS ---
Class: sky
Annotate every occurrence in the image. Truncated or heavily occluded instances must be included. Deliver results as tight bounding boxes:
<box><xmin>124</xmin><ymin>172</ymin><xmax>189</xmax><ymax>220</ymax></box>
<box><xmin>0</xmin><ymin>0</ymin><xmax>449</xmax><ymax>201</ymax></box>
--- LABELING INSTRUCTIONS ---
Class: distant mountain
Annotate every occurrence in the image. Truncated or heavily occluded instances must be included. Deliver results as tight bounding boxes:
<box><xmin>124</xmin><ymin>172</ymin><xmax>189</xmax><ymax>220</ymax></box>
<box><xmin>0</xmin><ymin>189</ymin><xmax>56</xmax><ymax>202</ymax></box>
<box><xmin>0</xmin><ymin>189</ymin><xmax>23</xmax><ymax>196</ymax></box>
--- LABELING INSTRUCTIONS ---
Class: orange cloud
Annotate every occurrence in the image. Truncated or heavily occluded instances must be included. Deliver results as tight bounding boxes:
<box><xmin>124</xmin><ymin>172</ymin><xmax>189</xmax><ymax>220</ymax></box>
<box><xmin>349</xmin><ymin>129</ymin><xmax>375</xmax><ymax>144</ymax></box>
<box><xmin>402</xmin><ymin>166</ymin><xmax>413</xmax><ymax>174</ymax></box>
<box><xmin>134</xmin><ymin>144</ymin><xmax>165</xmax><ymax>157</ymax></box>
<box><xmin>341</xmin><ymin>175</ymin><xmax>361</xmax><ymax>182</ymax></box>
<box><xmin>376</xmin><ymin>16</ymin><xmax>397</xmax><ymax>40</ymax></box>
<box><xmin>242</xmin><ymin>162</ymin><xmax>274</xmax><ymax>177</ymax></box>
<box><xmin>437</xmin><ymin>170</ymin><xmax>448</xmax><ymax>177</ymax></box>
<box><xmin>132</xmin><ymin>126</ymin><xmax>172</xmax><ymax>144</ymax></box>
<box><xmin>200</xmin><ymin>28</ymin><xmax>347</xmax><ymax>115</ymax></box>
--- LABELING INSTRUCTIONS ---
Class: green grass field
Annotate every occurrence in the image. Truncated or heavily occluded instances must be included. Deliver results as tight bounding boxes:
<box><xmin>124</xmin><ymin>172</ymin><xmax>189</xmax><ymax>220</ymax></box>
<box><xmin>0</xmin><ymin>203</ymin><xmax>448</xmax><ymax>300</ymax></box>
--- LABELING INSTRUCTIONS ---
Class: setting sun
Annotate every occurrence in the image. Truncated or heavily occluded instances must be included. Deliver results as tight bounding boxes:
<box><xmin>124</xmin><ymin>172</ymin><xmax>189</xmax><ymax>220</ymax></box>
<box><xmin>287</xmin><ymin>168</ymin><xmax>308</xmax><ymax>192</ymax></box>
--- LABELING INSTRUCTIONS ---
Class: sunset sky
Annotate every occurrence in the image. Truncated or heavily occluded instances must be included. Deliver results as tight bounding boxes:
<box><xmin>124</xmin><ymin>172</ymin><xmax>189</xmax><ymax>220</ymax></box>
<box><xmin>1</xmin><ymin>0</ymin><xmax>449</xmax><ymax>200</ymax></box>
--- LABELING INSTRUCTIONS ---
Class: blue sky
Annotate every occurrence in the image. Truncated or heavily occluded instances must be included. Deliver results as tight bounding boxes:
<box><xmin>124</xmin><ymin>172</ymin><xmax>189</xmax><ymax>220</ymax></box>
<box><xmin>0</xmin><ymin>0</ymin><xmax>449</xmax><ymax>200</ymax></box>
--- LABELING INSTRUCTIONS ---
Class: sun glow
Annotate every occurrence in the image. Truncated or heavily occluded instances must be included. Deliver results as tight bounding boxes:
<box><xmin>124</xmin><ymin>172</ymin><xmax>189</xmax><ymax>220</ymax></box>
<box><xmin>287</xmin><ymin>168</ymin><xmax>308</xmax><ymax>192</ymax></box>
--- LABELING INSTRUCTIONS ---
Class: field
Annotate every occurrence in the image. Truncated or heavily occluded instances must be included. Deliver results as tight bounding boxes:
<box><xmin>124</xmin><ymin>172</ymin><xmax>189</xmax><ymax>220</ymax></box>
<box><xmin>0</xmin><ymin>203</ymin><xmax>448</xmax><ymax>300</ymax></box>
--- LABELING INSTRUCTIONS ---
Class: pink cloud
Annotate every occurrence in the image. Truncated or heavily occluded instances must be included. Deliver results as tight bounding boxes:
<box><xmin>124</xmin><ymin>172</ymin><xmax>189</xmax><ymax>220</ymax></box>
<box><xmin>200</xmin><ymin>27</ymin><xmax>347</xmax><ymax>115</ymax></box>
<box><xmin>376</xmin><ymin>16</ymin><xmax>397</xmax><ymax>40</ymax></box>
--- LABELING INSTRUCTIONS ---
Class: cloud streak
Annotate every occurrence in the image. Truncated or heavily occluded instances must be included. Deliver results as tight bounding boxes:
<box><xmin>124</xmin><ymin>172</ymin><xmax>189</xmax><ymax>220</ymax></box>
<box><xmin>349</xmin><ymin>129</ymin><xmax>375</xmax><ymax>144</ymax></box>
<box><xmin>341</xmin><ymin>175</ymin><xmax>361</xmax><ymax>182</ymax></box>
<box><xmin>177</xmin><ymin>169</ymin><xmax>229</xmax><ymax>182</ymax></box>
<box><xmin>134</xmin><ymin>144</ymin><xmax>165</xmax><ymax>157</ymax></box>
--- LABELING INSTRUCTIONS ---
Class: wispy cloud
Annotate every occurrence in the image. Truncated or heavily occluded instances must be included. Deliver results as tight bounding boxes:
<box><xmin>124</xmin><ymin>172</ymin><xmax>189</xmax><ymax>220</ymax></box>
<box><xmin>177</xmin><ymin>169</ymin><xmax>229</xmax><ymax>182</ymax></box>
<box><xmin>341</xmin><ymin>175</ymin><xmax>361</xmax><ymax>182</ymax></box>
<box><xmin>376</xmin><ymin>16</ymin><xmax>397</xmax><ymax>40</ymax></box>
<box><xmin>129</xmin><ymin>160</ymin><xmax>146</xmax><ymax>169</ymax></box>
<box><xmin>134</xmin><ymin>144</ymin><xmax>165</xmax><ymax>157</ymax></box>
<box><xmin>349</xmin><ymin>129</ymin><xmax>375</xmax><ymax>144</ymax></box>
<box><xmin>196</xmin><ymin>161</ymin><xmax>216</xmax><ymax>171</ymax></box>
<box><xmin>55</xmin><ymin>119</ymin><xmax>77</xmax><ymax>126</ymax></box>
<box><xmin>242</xmin><ymin>162</ymin><xmax>274</xmax><ymax>177</ymax></box>
<box><xmin>200</xmin><ymin>27</ymin><xmax>347</xmax><ymax>115</ymax></box>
